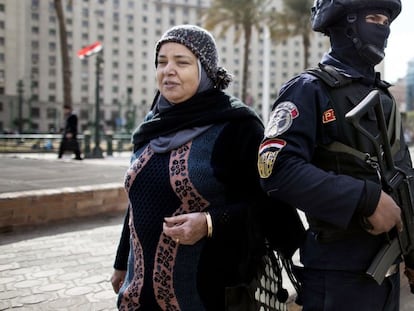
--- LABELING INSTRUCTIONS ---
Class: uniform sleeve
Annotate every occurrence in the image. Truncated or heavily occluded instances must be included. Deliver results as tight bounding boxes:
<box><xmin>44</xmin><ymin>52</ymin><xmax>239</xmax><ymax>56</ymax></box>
<box><xmin>259</xmin><ymin>75</ymin><xmax>366</xmax><ymax>229</ymax></box>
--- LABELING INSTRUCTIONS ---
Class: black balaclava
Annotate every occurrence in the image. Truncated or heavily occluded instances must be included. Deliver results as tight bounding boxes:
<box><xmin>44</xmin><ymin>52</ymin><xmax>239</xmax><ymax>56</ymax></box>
<box><xmin>328</xmin><ymin>8</ymin><xmax>391</xmax><ymax>79</ymax></box>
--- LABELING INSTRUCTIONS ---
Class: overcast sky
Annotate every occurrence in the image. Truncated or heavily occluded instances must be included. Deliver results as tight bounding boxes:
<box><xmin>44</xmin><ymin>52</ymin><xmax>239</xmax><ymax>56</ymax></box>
<box><xmin>384</xmin><ymin>0</ymin><xmax>414</xmax><ymax>83</ymax></box>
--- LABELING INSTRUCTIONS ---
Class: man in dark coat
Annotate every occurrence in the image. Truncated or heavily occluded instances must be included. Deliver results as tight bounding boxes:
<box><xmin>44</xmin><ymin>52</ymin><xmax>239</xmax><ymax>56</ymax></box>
<box><xmin>58</xmin><ymin>105</ymin><xmax>82</xmax><ymax>160</ymax></box>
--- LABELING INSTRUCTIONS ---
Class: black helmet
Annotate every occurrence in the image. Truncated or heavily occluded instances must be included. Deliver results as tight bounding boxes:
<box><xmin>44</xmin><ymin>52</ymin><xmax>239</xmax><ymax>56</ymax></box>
<box><xmin>311</xmin><ymin>0</ymin><xmax>402</xmax><ymax>33</ymax></box>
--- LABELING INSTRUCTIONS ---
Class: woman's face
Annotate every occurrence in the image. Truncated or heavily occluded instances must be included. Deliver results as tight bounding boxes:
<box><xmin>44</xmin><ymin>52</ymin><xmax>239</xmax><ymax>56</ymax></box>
<box><xmin>156</xmin><ymin>42</ymin><xmax>200</xmax><ymax>104</ymax></box>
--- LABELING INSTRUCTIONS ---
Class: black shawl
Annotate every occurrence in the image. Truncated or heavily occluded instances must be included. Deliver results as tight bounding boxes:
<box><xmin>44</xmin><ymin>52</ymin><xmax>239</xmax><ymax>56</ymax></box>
<box><xmin>132</xmin><ymin>89</ymin><xmax>262</xmax><ymax>149</ymax></box>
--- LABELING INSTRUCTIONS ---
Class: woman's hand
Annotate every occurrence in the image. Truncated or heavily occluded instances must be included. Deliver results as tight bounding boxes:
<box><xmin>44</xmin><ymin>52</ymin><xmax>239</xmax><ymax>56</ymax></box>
<box><xmin>163</xmin><ymin>212</ymin><xmax>208</xmax><ymax>245</ymax></box>
<box><xmin>111</xmin><ymin>269</ymin><xmax>126</xmax><ymax>294</ymax></box>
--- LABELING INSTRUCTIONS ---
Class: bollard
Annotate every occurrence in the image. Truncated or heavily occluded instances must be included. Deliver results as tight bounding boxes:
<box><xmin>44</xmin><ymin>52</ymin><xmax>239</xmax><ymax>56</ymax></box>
<box><xmin>83</xmin><ymin>130</ymin><xmax>91</xmax><ymax>158</ymax></box>
<box><xmin>117</xmin><ymin>138</ymin><xmax>123</xmax><ymax>153</ymax></box>
<box><xmin>106</xmin><ymin>131</ymin><xmax>113</xmax><ymax>156</ymax></box>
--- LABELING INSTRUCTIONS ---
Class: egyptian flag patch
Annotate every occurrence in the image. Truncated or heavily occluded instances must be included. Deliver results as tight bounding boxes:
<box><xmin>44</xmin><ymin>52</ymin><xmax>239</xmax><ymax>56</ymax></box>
<box><xmin>258</xmin><ymin>138</ymin><xmax>286</xmax><ymax>179</ymax></box>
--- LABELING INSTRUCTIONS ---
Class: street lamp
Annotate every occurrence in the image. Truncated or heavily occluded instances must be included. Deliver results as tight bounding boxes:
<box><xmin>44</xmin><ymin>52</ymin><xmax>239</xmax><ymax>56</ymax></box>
<box><xmin>77</xmin><ymin>41</ymin><xmax>104</xmax><ymax>158</ymax></box>
<box><xmin>17</xmin><ymin>80</ymin><xmax>24</xmax><ymax>133</ymax></box>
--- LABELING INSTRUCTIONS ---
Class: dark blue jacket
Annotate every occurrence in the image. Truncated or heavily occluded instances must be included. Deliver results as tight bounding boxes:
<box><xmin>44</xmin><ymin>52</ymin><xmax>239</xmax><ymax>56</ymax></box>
<box><xmin>259</xmin><ymin>53</ymin><xmax>412</xmax><ymax>271</ymax></box>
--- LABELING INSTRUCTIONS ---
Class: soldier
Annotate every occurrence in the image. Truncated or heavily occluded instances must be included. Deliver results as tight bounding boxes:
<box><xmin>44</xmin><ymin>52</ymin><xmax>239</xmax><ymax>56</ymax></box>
<box><xmin>259</xmin><ymin>0</ymin><xmax>414</xmax><ymax>310</ymax></box>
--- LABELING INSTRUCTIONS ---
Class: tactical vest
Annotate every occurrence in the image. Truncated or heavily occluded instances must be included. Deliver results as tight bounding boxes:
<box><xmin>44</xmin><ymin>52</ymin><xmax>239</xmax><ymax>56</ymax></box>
<box><xmin>305</xmin><ymin>63</ymin><xmax>402</xmax><ymax>241</ymax></box>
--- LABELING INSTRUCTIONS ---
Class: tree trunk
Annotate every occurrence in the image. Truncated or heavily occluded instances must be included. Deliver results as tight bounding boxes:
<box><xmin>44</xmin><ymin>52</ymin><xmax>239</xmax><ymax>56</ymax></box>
<box><xmin>54</xmin><ymin>0</ymin><xmax>72</xmax><ymax>108</ymax></box>
<box><xmin>242</xmin><ymin>24</ymin><xmax>252</xmax><ymax>104</ymax></box>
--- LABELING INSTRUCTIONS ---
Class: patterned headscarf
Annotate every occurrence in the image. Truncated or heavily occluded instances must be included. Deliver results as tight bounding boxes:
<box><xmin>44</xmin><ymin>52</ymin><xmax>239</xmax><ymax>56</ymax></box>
<box><xmin>155</xmin><ymin>24</ymin><xmax>232</xmax><ymax>90</ymax></box>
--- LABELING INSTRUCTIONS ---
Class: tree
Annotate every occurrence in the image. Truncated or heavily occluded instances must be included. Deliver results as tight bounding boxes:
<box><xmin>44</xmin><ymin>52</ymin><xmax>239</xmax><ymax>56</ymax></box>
<box><xmin>268</xmin><ymin>0</ymin><xmax>314</xmax><ymax>69</ymax></box>
<box><xmin>54</xmin><ymin>0</ymin><xmax>72</xmax><ymax>108</ymax></box>
<box><xmin>203</xmin><ymin>0</ymin><xmax>273</xmax><ymax>103</ymax></box>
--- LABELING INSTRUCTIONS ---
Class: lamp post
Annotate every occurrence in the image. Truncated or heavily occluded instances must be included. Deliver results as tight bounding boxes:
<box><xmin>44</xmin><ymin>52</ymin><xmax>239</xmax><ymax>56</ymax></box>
<box><xmin>91</xmin><ymin>52</ymin><xmax>103</xmax><ymax>158</ymax></box>
<box><xmin>17</xmin><ymin>80</ymin><xmax>24</xmax><ymax>133</ymax></box>
<box><xmin>77</xmin><ymin>41</ymin><xmax>104</xmax><ymax>158</ymax></box>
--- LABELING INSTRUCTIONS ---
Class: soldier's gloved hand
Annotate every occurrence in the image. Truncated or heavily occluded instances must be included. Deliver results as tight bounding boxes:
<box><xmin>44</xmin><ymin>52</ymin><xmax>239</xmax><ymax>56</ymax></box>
<box><xmin>366</xmin><ymin>191</ymin><xmax>402</xmax><ymax>235</ymax></box>
<box><xmin>404</xmin><ymin>265</ymin><xmax>414</xmax><ymax>294</ymax></box>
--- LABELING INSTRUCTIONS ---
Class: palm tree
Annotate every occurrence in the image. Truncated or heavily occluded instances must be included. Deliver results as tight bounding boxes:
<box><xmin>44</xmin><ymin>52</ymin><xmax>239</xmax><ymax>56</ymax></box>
<box><xmin>54</xmin><ymin>0</ymin><xmax>72</xmax><ymax>108</ymax></box>
<box><xmin>203</xmin><ymin>0</ymin><xmax>273</xmax><ymax>103</ymax></box>
<box><xmin>268</xmin><ymin>0</ymin><xmax>314</xmax><ymax>69</ymax></box>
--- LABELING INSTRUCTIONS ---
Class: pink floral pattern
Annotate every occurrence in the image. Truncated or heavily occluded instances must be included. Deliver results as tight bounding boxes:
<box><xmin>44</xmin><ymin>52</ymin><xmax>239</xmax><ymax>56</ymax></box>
<box><xmin>119</xmin><ymin>146</ymin><xmax>154</xmax><ymax>310</ymax></box>
<box><xmin>154</xmin><ymin>142</ymin><xmax>210</xmax><ymax>310</ymax></box>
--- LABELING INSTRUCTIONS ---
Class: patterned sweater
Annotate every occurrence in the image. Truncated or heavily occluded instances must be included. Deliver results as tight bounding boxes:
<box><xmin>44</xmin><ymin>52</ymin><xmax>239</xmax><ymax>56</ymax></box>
<box><xmin>114</xmin><ymin>118</ymin><xmax>269</xmax><ymax>311</ymax></box>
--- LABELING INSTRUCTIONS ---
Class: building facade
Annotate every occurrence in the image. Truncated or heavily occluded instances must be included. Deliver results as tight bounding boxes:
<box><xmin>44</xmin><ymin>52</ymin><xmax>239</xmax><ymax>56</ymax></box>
<box><xmin>406</xmin><ymin>59</ymin><xmax>414</xmax><ymax>112</ymax></box>
<box><xmin>0</xmin><ymin>0</ymin><xmax>331</xmax><ymax>134</ymax></box>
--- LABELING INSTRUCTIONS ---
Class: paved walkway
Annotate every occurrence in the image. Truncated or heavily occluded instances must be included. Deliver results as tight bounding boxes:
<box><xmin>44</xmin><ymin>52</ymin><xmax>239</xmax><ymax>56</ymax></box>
<box><xmin>0</xmin><ymin>213</ymin><xmax>122</xmax><ymax>311</ymax></box>
<box><xmin>0</xmin><ymin>152</ymin><xmax>413</xmax><ymax>310</ymax></box>
<box><xmin>0</xmin><ymin>152</ymin><xmax>130</xmax><ymax>194</ymax></box>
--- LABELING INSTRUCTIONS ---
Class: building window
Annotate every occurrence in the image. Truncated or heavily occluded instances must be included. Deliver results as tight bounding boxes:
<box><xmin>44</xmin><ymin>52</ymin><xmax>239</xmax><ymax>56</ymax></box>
<box><xmin>80</xmin><ymin>109</ymin><xmax>89</xmax><ymax>119</ymax></box>
<box><xmin>31</xmin><ymin>41</ymin><xmax>39</xmax><ymax>49</ymax></box>
<box><xmin>32</xmin><ymin>54</ymin><xmax>39</xmax><ymax>64</ymax></box>
<box><xmin>31</xmin><ymin>107</ymin><xmax>40</xmax><ymax>118</ymax></box>
<box><xmin>47</xmin><ymin>108</ymin><xmax>57</xmax><ymax>119</ymax></box>
<box><xmin>49</xmin><ymin>42</ymin><xmax>56</xmax><ymax>51</ymax></box>
<box><xmin>49</xmin><ymin>56</ymin><xmax>56</xmax><ymax>66</ymax></box>
<box><xmin>31</xmin><ymin>0</ymin><xmax>39</xmax><ymax>9</ymax></box>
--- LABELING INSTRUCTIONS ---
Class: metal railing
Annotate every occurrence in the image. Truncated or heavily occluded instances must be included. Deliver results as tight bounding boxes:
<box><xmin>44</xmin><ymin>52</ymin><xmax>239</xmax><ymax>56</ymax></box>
<box><xmin>0</xmin><ymin>132</ymin><xmax>133</xmax><ymax>156</ymax></box>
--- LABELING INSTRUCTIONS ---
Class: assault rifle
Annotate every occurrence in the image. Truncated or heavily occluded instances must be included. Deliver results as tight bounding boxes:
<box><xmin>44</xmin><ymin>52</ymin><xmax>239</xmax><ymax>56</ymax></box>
<box><xmin>345</xmin><ymin>90</ymin><xmax>414</xmax><ymax>292</ymax></box>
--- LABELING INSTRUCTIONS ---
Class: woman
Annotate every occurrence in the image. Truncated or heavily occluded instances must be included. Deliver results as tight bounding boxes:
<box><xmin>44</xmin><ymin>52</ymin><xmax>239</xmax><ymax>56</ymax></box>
<box><xmin>110</xmin><ymin>24</ymin><xmax>303</xmax><ymax>311</ymax></box>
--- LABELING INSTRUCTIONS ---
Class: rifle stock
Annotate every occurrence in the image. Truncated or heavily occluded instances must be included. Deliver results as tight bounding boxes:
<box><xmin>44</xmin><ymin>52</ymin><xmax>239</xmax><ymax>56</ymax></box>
<box><xmin>346</xmin><ymin>90</ymin><xmax>414</xmax><ymax>291</ymax></box>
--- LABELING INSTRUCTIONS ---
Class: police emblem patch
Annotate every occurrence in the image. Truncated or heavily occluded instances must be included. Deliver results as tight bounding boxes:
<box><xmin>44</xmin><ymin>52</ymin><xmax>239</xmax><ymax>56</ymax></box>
<box><xmin>264</xmin><ymin>101</ymin><xmax>299</xmax><ymax>138</ymax></box>
<box><xmin>258</xmin><ymin>138</ymin><xmax>286</xmax><ymax>178</ymax></box>
<box><xmin>323</xmin><ymin>108</ymin><xmax>336</xmax><ymax>123</ymax></box>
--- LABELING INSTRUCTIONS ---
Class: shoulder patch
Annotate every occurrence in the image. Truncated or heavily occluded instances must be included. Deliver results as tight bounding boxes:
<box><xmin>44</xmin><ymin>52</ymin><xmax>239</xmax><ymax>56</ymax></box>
<box><xmin>258</xmin><ymin>138</ymin><xmax>286</xmax><ymax>179</ymax></box>
<box><xmin>265</xmin><ymin>101</ymin><xmax>299</xmax><ymax>138</ymax></box>
<box><xmin>322</xmin><ymin>108</ymin><xmax>336</xmax><ymax>123</ymax></box>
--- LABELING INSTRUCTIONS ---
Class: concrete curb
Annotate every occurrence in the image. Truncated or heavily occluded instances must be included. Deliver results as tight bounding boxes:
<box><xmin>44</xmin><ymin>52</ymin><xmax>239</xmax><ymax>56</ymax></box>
<box><xmin>0</xmin><ymin>183</ymin><xmax>128</xmax><ymax>232</ymax></box>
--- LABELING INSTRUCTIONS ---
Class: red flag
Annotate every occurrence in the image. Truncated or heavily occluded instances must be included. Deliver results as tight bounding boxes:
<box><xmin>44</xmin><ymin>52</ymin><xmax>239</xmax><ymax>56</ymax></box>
<box><xmin>77</xmin><ymin>41</ymin><xmax>103</xmax><ymax>59</ymax></box>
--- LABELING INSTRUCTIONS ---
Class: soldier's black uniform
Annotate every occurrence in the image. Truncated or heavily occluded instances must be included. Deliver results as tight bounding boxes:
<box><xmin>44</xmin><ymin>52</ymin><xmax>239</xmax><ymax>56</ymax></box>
<box><xmin>258</xmin><ymin>0</ymin><xmax>411</xmax><ymax>310</ymax></box>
